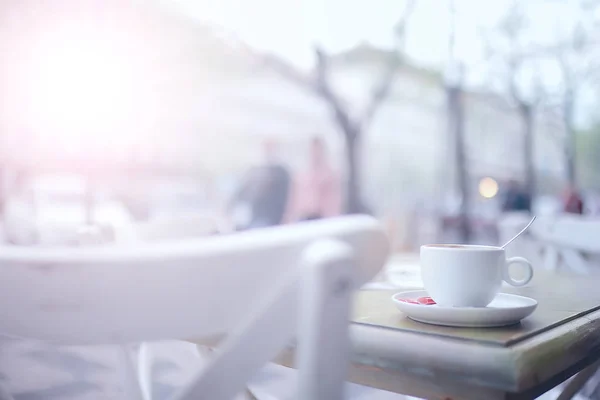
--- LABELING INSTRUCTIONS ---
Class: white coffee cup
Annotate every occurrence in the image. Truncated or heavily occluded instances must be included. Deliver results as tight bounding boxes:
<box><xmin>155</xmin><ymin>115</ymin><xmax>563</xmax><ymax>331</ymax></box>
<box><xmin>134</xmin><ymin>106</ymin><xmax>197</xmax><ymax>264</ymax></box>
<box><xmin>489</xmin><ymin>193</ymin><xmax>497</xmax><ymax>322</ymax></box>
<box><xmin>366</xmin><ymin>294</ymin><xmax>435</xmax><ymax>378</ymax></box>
<box><xmin>420</xmin><ymin>244</ymin><xmax>533</xmax><ymax>307</ymax></box>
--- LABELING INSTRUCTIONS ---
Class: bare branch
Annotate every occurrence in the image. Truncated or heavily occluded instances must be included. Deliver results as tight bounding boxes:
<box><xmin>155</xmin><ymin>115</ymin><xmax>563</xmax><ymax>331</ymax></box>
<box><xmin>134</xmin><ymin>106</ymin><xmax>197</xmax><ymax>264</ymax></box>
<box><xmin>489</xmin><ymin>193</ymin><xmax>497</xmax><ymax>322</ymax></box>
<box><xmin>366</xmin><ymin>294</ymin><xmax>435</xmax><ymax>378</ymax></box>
<box><xmin>254</xmin><ymin>42</ymin><xmax>358</xmax><ymax>139</ymax></box>
<box><xmin>359</xmin><ymin>53</ymin><xmax>401</xmax><ymax>128</ymax></box>
<box><xmin>360</xmin><ymin>0</ymin><xmax>416</xmax><ymax>128</ymax></box>
<box><xmin>531</xmin><ymin>68</ymin><xmax>546</xmax><ymax>106</ymax></box>
<box><xmin>255</xmin><ymin>0</ymin><xmax>417</xmax><ymax>137</ymax></box>
<box><xmin>257</xmin><ymin>53</ymin><xmax>316</xmax><ymax>94</ymax></box>
<box><xmin>314</xmin><ymin>47</ymin><xmax>357</xmax><ymax>138</ymax></box>
<box><xmin>482</xmin><ymin>0</ymin><xmax>546</xmax><ymax>107</ymax></box>
<box><xmin>508</xmin><ymin>57</ymin><xmax>524</xmax><ymax>104</ymax></box>
<box><xmin>499</xmin><ymin>2</ymin><xmax>540</xmax><ymax>107</ymax></box>
<box><xmin>509</xmin><ymin>58</ymin><xmax>546</xmax><ymax>107</ymax></box>
<box><xmin>394</xmin><ymin>0</ymin><xmax>417</xmax><ymax>51</ymax></box>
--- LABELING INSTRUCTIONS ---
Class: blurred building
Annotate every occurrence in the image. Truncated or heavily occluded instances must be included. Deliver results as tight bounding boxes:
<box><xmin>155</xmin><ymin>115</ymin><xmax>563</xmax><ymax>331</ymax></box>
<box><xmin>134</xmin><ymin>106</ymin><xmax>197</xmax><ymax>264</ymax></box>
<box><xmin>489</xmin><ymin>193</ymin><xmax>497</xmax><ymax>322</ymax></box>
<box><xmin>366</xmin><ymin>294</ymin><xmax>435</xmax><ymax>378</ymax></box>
<box><xmin>0</xmin><ymin>2</ymin><xmax>566</xmax><ymax>216</ymax></box>
<box><xmin>322</xmin><ymin>44</ymin><xmax>565</xmax><ymax>214</ymax></box>
<box><xmin>0</xmin><ymin>0</ymin><xmax>331</xmax><ymax>178</ymax></box>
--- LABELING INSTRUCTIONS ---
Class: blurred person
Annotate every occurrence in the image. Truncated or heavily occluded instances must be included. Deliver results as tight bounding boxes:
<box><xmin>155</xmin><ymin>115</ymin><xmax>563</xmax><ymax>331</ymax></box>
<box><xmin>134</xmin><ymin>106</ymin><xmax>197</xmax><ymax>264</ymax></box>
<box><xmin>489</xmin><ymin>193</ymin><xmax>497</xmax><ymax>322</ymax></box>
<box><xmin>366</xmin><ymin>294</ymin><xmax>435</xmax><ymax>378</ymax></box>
<box><xmin>229</xmin><ymin>139</ymin><xmax>290</xmax><ymax>230</ymax></box>
<box><xmin>501</xmin><ymin>180</ymin><xmax>531</xmax><ymax>213</ymax></box>
<box><xmin>286</xmin><ymin>136</ymin><xmax>342</xmax><ymax>222</ymax></box>
<box><xmin>562</xmin><ymin>185</ymin><xmax>584</xmax><ymax>214</ymax></box>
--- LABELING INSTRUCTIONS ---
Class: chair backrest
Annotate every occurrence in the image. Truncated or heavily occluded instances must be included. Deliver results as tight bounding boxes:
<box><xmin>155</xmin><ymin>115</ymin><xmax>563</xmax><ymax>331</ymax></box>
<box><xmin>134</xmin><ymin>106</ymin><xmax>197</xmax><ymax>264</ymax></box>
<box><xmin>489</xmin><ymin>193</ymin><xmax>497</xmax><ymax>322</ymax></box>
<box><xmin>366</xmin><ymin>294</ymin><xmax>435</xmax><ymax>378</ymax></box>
<box><xmin>531</xmin><ymin>215</ymin><xmax>600</xmax><ymax>253</ymax></box>
<box><xmin>0</xmin><ymin>215</ymin><xmax>388</xmax><ymax>345</ymax></box>
<box><xmin>529</xmin><ymin>215</ymin><xmax>600</xmax><ymax>273</ymax></box>
<box><xmin>122</xmin><ymin>214</ymin><xmax>221</xmax><ymax>242</ymax></box>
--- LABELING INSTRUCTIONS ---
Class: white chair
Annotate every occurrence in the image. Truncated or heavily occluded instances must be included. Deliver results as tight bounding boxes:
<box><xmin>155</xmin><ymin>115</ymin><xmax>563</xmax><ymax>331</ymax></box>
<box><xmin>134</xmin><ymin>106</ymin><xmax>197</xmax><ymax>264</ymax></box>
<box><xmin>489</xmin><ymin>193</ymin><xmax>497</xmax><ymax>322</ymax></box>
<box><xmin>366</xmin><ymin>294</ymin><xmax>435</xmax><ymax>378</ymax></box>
<box><xmin>0</xmin><ymin>215</ymin><xmax>388</xmax><ymax>400</ymax></box>
<box><xmin>116</xmin><ymin>214</ymin><xmax>222</xmax><ymax>243</ymax></box>
<box><xmin>529</xmin><ymin>215</ymin><xmax>600</xmax><ymax>274</ymax></box>
<box><xmin>527</xmin><ymin>216</ymin><xmax>600</xmax><ymax>399</ymax></box>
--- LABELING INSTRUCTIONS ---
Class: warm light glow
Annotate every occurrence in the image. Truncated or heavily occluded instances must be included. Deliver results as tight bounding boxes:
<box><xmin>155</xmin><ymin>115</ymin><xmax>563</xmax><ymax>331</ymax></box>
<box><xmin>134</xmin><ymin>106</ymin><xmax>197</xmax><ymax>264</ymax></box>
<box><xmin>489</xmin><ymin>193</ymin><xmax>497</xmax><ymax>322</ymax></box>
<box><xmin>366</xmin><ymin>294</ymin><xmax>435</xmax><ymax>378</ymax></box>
<box><xmin>0</xmin><ymin>4</ymin><xmax>234</xmax><ymax>171</ymax></box>
<box><xmin>479</xmin><ymin>177</ymin><xmax>499</xmax><ymax>199</ymax></box>
<box><xmin>26</xmin><ymin>27</ymin><xmax>136</xmax><ymax>137</ymax></box>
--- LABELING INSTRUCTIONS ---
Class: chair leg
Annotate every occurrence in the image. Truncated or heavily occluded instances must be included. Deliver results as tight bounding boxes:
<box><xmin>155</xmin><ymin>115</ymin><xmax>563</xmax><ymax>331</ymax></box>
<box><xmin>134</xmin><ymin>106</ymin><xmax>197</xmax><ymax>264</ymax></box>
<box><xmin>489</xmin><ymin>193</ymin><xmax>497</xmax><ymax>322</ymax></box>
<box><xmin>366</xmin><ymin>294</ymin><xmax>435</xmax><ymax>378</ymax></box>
<box><xmin>295</xmin><ymin>239</ymin><xmax>355</xmax><ymax>400</ymax></box>
<box><xmin>170</xmin><ymin>239</ymin><xmax>354</xmax><ymax>400</ymax></box>
<box><xmin>137</xmin><ymin>343</ymin><xmax>154</xmax><ymax>400</ymax></box>
<box><xmin>195</xmin><ymin>341</ymin><xmax>263</xmax><ymax>400</ymax></box>
<box><xmin>544</xmin><ymin>245</ymin><xmax>560</xmax><ymax>271</ymax></box>
<box><xmin>117</xmin><ymin>344</ymin><xmax>145</xmax><ymax>400</ymax></box>
<box><xmin>556</xmin><ymin>361</ymin><xmax>600</xmax><ymax>400</ymax></box>
<box><xmin>562</xmin><ymin>249</ymin><xmax>590</xmax><ymax>275</ymax></box>
<box><xmin>172</xmin><ymin>275</ymin><xmax>298</xmax><ymax>400</ymax></box>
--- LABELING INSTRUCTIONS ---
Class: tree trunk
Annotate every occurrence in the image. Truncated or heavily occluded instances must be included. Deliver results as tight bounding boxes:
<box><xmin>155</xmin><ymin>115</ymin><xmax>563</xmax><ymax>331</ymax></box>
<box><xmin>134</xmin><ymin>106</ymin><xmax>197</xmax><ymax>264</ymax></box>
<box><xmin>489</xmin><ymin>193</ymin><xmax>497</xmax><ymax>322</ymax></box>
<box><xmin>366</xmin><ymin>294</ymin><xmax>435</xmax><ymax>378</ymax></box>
<box><xmin>520</xmin><ymin>103</ymin><xmax>535</xmax><ymax>203</ymax></box>
<box><xmin>345</xmin><ymin>132</ymin><xmax>362</xmax><ymax>214</ymax></box>
<box><xmin>564</xmin><ymin>90</ymin><xmax>576</xmax><ymax>185</ymax></box>
<box><xmin>447</xmin><ymin>84</ymin><xmax>471</xmax><ymax>243</ymax></box>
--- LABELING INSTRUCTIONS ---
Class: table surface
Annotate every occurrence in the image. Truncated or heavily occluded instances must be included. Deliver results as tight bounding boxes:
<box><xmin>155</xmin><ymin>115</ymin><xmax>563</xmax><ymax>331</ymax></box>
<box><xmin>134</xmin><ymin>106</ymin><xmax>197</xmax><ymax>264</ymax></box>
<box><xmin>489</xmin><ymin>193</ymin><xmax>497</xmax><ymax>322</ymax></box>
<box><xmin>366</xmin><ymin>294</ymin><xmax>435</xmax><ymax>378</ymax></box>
<box><xmin>343</xmin><ymin>266</ymin><xmax>600</xmax><ymax>399</ymax></box>
<box><xmin>354</xmin><ymin>268</ymin><xmax>600</xmax><ymax>347</ymax></box>
<box><xmin>192</xmin><ymin>261</ymin><xmax>600</xmax><ymax>400</ymax></box>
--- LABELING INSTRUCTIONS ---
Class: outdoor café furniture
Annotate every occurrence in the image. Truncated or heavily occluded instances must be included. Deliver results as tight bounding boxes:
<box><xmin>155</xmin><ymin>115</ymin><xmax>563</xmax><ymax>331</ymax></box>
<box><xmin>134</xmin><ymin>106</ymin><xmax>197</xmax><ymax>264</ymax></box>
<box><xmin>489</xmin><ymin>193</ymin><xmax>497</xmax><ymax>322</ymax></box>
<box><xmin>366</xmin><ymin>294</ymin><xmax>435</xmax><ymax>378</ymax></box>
<box><xmin>0</xmin><ymin>216</ymin><xmax>387</xmax><ymax>400</ymax></box>
<box><xmin>118</xmin><ymin>213</ymin><xmax>221</xmax><ymax>242</ymax></box>
<box><xmin>194</xmin><ymin>266</ymin><xmax>600</xmax><ymax>399</ymax></box>
<box><xmin>529</xmin><ymin>215</ymin><xmax>600</xmax><ymax>274</ymax></box>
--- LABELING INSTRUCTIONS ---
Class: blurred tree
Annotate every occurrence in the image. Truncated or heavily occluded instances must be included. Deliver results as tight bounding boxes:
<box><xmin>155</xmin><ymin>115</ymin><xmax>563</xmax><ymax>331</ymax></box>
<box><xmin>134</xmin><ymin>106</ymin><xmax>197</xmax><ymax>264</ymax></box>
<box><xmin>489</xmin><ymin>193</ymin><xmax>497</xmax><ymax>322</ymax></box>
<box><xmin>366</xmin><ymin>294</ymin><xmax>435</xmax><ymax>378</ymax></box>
<box><xmin>576</xmin><ymin>124</ymin><xmax>600</xmax><ymax>189</ymax></box>
<box><xmin>483</xmin><ymin>1</ymin><xmax>544</xmax><ymax>207</ymax></box>
<box><xmin>489</xmin><ymin>0</ymin><xmax>600</xmax><ymax>189</ymax></box>
<box><xmin>547</xmin><ymin>0</ymin><xmax>600</xmax><ymax>186</ymax></box>
<box><xmin>263</xmin><ymin>1</ymin><xmax>416</xmax><ymax>214</ymax></box>
<box><xmin>446</xmin><ymin>0</ymin><xmax>471</xmax><ymax>242</ymax></box>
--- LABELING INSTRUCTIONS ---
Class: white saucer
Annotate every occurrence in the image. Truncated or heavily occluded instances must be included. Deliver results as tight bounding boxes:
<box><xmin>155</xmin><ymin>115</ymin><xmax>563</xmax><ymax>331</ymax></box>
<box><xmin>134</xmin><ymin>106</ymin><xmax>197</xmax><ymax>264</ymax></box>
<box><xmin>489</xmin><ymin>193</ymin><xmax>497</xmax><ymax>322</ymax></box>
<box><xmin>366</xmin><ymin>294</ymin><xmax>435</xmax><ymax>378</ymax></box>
<box><xmin>391</xmin><ymin>290</ymin><xmax>538</xmax><ymax>328</ymax></box>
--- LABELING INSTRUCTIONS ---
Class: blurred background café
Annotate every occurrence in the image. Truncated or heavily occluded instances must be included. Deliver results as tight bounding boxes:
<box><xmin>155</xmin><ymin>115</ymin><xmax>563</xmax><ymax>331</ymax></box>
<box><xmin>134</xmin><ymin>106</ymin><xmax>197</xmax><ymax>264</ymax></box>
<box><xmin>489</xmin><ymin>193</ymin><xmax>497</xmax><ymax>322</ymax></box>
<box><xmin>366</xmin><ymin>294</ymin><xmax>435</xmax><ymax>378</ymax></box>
<box><xmin>0</xmin><ymin>0</ymin><xmax>597</xmax><ymax>257</ymax></box>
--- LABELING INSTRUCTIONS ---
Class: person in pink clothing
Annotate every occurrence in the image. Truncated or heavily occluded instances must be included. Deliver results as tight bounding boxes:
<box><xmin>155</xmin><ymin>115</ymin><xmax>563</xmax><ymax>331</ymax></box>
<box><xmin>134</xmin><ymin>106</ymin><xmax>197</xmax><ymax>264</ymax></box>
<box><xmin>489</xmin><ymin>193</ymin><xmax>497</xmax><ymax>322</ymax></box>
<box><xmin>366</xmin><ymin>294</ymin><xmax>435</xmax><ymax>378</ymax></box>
<box><xmin>286</xmin><ymin>136</ymin><xmax>342</xmax><ymax>222</ymax></box>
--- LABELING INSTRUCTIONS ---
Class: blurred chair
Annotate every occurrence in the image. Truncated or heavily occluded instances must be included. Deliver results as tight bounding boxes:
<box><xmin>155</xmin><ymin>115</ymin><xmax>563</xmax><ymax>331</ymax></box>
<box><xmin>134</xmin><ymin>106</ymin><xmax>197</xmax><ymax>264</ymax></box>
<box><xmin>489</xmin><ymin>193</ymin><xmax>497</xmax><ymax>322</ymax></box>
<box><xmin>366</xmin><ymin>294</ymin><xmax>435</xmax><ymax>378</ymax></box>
<box><xmin>529</xmin><ymin>215</ymin><xmax>600</xmax><ymax>274</ymax></box>
<box><xmin>503</xmin><ymin>214</ymin><xmax>600</xmax><ymax>399</ymax></box>
<box><xmin>0</xmin><ymin>216</ymin><xmax>388</xmax><ymax>400</ymax></box>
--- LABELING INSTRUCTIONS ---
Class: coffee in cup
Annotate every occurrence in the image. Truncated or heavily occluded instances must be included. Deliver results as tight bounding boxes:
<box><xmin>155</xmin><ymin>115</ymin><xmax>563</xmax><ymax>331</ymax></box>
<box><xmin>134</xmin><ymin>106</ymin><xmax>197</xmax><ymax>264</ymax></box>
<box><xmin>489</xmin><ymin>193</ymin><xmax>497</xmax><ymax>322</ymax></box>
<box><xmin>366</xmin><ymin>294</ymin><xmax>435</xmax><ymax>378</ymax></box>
<box><xmin>420</xmin><ymin>244</ymin><xmax>533</xmax><ymax>307</ymax></box>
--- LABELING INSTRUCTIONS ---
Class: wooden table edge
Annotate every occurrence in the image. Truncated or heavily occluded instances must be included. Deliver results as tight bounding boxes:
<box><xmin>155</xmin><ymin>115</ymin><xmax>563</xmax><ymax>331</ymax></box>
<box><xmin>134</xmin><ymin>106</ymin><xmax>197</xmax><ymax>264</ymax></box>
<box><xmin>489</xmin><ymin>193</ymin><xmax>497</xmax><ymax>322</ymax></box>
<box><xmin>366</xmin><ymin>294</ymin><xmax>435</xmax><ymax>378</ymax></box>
<box><xmin>349</xmin><ymin>308</ymin><xmax>600</xmax><ymax>394</ymax></box>
<box><xmin>186</xmin><ymin>309</ymin><xmax>600</xmax><ymax>399</ymax></box>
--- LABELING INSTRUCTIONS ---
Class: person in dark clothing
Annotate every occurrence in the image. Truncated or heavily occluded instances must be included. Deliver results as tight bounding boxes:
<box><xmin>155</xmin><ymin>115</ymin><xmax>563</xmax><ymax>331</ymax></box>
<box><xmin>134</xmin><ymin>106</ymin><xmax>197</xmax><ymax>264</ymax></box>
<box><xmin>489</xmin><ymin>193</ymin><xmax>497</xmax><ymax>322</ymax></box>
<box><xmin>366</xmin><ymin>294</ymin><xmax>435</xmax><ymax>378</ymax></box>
<box><xmin>501</xmin><ymin>180</ymin><xmax>531</xmax><ymax>212</ymax></box>
<box><xmin>230</xmin><ymin>139</ymin><xmax>290</xmax><ymax>231</ymax></box>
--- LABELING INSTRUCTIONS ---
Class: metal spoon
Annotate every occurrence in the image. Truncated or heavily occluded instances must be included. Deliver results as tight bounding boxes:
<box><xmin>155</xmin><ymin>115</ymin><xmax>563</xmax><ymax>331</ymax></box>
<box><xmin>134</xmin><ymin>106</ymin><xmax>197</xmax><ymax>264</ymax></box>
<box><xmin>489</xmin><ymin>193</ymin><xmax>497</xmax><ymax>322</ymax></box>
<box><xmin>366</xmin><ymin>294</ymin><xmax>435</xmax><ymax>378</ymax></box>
<box><xmin>501</xmin><ymin>215</ymin><xmax>536</xmax><ymax>249</ymax></box>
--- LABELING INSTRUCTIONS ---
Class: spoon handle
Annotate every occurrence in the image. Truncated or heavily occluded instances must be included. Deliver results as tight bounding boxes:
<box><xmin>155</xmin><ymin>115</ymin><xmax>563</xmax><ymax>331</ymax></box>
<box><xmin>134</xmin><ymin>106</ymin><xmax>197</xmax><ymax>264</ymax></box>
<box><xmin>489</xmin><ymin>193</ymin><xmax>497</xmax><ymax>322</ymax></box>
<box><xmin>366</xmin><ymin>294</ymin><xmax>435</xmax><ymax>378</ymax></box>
<box><xmin>501</xmin><ymin>215</ymin><xmax>536</xmax><ymax>249</ymax></box>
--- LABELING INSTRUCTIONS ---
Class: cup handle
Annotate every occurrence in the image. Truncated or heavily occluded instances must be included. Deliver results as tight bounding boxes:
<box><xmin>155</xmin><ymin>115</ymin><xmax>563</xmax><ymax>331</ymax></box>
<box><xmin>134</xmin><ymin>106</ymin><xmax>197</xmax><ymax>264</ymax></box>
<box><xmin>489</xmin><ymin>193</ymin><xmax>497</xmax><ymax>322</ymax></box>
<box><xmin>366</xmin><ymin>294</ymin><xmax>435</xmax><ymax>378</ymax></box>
<box><xmin>503</xmin><ymin>257</ymin><xmax>534</xmax><ymax>287</ymax></box>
